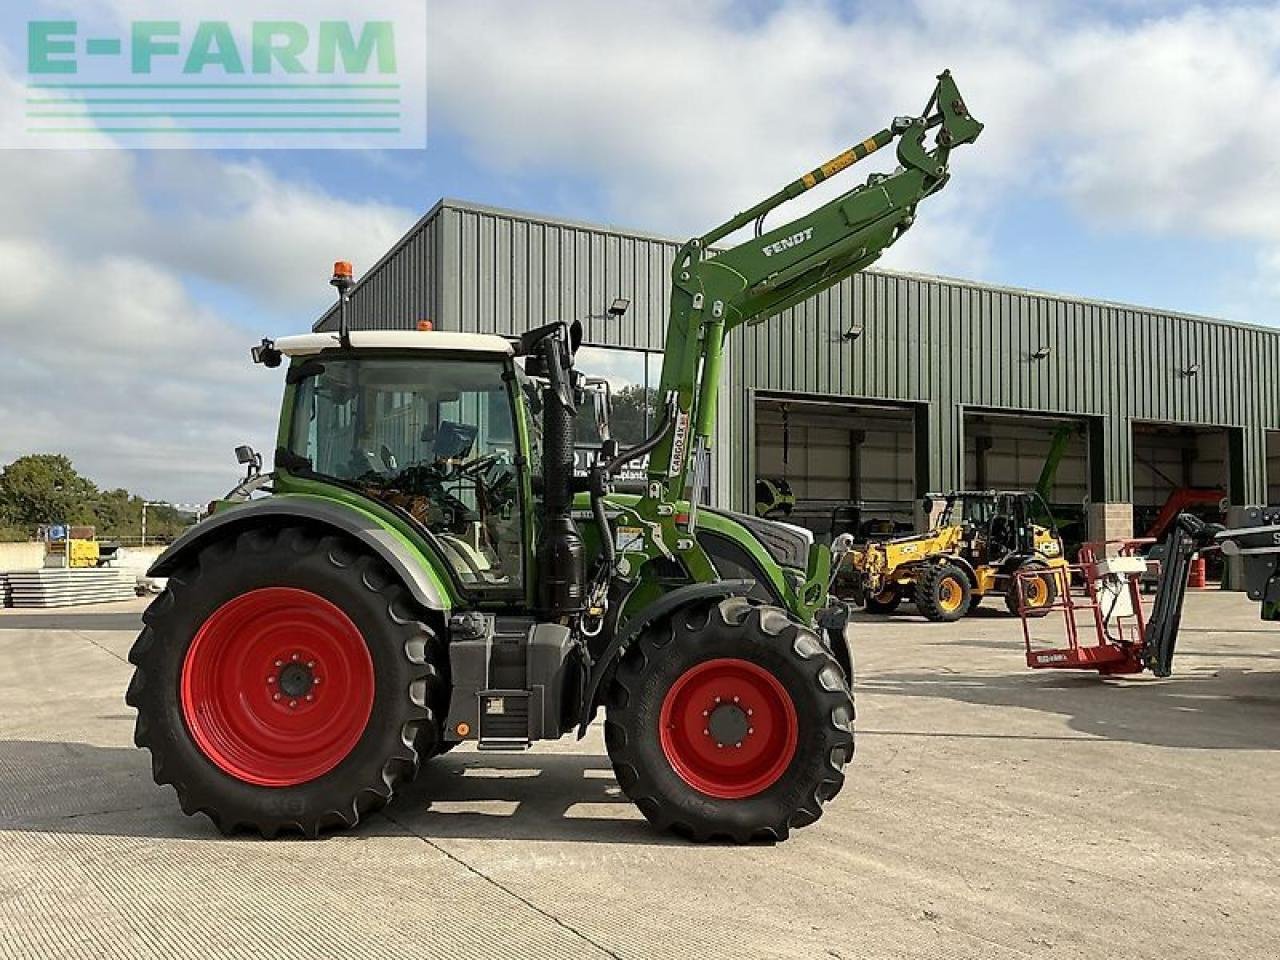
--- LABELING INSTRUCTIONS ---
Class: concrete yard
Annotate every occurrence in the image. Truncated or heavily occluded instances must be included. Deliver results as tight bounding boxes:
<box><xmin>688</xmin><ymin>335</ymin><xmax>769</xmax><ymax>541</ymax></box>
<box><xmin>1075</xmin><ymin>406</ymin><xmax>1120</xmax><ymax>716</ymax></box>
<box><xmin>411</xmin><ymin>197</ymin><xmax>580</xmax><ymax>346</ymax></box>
<box><xmin>1</xmin><ymin>593</ymin><xmax>1277</xmax><ymax>959</ymax></box>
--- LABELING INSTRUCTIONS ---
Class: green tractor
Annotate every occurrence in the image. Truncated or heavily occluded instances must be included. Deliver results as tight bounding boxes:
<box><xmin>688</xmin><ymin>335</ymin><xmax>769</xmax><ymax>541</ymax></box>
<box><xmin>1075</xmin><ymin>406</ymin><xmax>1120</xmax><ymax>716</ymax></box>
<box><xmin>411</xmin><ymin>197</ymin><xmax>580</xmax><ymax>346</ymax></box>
<box><xmin>128</xmin><ymin>73</ymin><xmax>981</xmax><ymax>842</ymax></box>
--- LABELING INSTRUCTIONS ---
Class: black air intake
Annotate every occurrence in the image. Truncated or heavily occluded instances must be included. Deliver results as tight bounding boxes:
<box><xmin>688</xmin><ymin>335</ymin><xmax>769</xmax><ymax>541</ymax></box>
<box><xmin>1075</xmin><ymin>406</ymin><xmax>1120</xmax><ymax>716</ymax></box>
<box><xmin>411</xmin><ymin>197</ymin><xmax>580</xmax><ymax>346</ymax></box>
<box><xmin>535</xmin><ymin>331</ymin><xmax>585</xmax><ymax>617</ymax></box>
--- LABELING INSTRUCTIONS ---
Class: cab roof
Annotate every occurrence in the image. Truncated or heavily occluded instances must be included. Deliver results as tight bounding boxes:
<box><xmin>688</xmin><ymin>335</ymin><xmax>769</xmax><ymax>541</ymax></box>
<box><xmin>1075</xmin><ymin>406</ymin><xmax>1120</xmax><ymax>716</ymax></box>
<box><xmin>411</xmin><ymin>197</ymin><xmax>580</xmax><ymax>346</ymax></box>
<box><xmin>275</xmin><ymin>331</ymin><xmax>514</xmax><ymax>357</ymax></box>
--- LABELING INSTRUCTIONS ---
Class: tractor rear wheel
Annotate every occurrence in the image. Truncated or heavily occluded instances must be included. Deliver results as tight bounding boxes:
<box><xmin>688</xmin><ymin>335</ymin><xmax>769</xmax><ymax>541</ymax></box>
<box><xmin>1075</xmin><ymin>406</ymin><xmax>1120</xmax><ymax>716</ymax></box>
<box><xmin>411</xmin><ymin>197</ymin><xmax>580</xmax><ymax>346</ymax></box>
<box><xmin>915</xmin><ymin>562</ymin><xmax>972</xmax><ymax>622</ymax></box>
<box><xmin>1005</xmin><ymin>561</ymin><xmax>1058</xmax><ymax>617</ymax></box>
<box><xmin>605</xmin><ymin>597</ymin><xmax>854</xmax><ymax>843</ymax></box>
<box><xmin>863</xmin><ymin>585</ymin><xmax>902</xmax><ymax>615</ymax></box>
<box><xmin>127</xmin><ymin>525</ymin><xmax>447</xmax><ymax>837</ymax></box>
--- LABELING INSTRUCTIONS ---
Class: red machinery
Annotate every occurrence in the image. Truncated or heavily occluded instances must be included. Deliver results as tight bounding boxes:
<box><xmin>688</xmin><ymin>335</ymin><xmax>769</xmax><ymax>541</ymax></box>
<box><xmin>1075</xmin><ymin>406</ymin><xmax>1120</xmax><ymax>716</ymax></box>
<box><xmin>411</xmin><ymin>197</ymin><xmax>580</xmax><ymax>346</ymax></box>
<box><xmin>1143</xmin><ymin>487</ymin><xmax>1226</xmax><ymax>540</ymax></box>
<box><xmin>1016</xmin><ymin>510</ymin><xmax>1280</xmax><ymax>678</ymax></box>
<box><xmin>1016</xmin><ymin>539</ymin><xmax>1155</xmax><ymax>675</ymax></box>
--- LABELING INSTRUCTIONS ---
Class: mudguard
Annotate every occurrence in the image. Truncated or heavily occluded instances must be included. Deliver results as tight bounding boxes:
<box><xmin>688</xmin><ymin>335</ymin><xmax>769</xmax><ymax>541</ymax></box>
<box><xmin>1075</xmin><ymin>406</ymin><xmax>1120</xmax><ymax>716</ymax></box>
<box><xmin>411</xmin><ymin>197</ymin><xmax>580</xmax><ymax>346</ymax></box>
<box><xmin>148</xmin><ymin>496</ymin><xmax>452</xmax><ymax>611</ymax></box>
<box><xmin>576</xmin><ymin>579</ymin><xmax>757</xmax><ymax>737</ymax></box>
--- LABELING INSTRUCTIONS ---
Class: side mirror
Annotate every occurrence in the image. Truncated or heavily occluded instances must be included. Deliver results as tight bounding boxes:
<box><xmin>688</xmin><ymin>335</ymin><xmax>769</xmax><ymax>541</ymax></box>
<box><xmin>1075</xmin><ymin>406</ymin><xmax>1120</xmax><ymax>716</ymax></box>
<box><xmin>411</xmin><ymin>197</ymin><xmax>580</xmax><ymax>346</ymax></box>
<box><xmin>235</xmin><ymin>445</ymin><xmax>262</xmax><ymax>480</ymax></box>
<box><xmin>251</xmin><ymin>338</ymin><xmax>282</xmax><ymax>368</ymax></box>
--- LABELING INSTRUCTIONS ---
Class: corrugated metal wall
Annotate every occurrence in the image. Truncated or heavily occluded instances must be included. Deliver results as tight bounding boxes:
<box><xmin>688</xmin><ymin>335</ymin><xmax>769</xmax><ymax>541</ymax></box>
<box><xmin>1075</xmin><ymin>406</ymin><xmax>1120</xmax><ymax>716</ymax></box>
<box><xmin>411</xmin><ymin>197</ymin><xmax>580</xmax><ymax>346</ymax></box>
<box><xmin>317</xmin><ymin>206</ymin><xmax>446</xmax><ymax>333</ymax></box>
<box><xmin>318</xmin><ymin>199</ymin><xmax>1280</xmax><ymax>510</ymax></box>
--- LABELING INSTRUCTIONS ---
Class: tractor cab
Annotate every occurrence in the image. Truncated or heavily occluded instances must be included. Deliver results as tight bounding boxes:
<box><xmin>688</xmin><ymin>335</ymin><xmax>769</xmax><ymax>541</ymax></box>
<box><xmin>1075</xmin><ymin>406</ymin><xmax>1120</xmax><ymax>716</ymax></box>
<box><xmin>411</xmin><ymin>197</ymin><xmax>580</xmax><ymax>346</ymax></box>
<box><xmin>930</xmin><ymin>490</ymin><xmax>1062</xmax><ymax>571</ymax></box>
<box><xmin>272</xmin><ymin>331</ymin><xmax>532</xmax><ymax>601</ymax></box>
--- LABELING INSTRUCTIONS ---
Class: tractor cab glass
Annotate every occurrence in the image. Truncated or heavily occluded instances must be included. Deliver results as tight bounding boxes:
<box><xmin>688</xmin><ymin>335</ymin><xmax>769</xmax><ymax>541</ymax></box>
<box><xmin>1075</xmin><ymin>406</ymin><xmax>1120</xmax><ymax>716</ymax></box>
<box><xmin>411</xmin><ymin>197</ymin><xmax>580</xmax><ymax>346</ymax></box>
<box><xmin>287</xmin><ymin>354</ymin><xmax>524</xmax><ymax>593</ymax></box>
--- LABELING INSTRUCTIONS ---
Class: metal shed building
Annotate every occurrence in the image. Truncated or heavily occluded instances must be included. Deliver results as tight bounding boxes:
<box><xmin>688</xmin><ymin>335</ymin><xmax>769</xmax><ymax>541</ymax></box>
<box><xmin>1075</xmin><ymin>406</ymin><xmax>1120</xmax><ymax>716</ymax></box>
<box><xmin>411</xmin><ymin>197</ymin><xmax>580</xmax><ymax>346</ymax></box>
<box><xmin>316</xmin><ymin>198</ymin><xmax>1280</xmax><ymax>543</ymax></box>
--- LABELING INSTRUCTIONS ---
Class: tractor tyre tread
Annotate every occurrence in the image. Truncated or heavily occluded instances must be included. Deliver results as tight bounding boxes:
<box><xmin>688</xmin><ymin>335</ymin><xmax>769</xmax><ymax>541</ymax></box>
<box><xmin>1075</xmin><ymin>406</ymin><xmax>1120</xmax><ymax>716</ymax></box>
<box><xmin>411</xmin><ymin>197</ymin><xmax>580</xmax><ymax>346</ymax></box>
<box><xmin>126</xmin><ymin>524</ymin><xmax>448</xmax><ymax>838</ymax></box>
<box><xmin>605</xmin><ymin>597</ymin><xmax>855</xmax><ymax>843</ymax></box>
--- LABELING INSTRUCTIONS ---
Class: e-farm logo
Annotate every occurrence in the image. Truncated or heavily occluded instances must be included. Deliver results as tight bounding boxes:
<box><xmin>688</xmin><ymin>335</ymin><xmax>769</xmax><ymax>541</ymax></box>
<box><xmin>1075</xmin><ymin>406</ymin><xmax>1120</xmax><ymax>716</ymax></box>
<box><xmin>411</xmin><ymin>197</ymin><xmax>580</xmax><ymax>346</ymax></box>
<box><xmin>10</xmin><ymin>3</ymin><xmax>426</xmax><ymax>149</ymax></box>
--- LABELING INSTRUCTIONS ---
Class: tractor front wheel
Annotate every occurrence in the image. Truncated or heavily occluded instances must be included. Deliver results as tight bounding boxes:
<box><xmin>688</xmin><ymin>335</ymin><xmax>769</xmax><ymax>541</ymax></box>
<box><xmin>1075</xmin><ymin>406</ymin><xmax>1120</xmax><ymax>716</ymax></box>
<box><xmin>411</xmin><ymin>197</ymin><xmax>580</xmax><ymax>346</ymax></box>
<box><xmin>606</xmin><ymin>597</ymin><xmax>854</xmax><ymax>843</ymax></box>
<box><xmin>127</xmin><ymin>525</ymin><xmax>448</xmax><ymax>837</ymax></box>
<box><xmin>915</xmin><ymin>562</ymin><xmax>972</xmax><ymax>622</ymax></box>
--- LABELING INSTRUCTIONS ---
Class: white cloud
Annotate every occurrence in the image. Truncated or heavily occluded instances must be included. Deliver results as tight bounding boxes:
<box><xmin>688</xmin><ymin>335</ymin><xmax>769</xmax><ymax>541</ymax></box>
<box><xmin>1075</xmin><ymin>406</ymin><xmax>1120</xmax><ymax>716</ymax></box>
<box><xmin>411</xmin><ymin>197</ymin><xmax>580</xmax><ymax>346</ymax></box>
<box><xmin>0</xmin><ymin>122</ymin><xmax>415</xmax><ymax>505</ymax></box>
<box><xmin>6</xmin><ymin>0</ymin><xmax>1280</xmax><ymax>508</ymax></box>
<box><xmin>0</xmin><ymin>1</ymin><xmax>423</xmax><ymax>503</ymax></box>
<box><xmin>428</xmin><ymin>0</ymin><xmax>1280</xmax><ymax>306</ymax></box>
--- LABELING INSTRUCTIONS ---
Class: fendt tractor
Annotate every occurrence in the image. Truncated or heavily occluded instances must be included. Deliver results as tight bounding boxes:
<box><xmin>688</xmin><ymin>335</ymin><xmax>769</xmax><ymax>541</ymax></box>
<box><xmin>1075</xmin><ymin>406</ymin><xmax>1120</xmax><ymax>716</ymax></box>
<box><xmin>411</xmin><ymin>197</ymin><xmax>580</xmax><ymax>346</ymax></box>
<box><xmin>845</xmin><ymin>490</ymin><xmax>1068</xmax><ymax>622</ymax></box>
<box><xmin>128</xmin><ymin>73</ymin><xmax>982</xmax><ymax>842</ymax></box>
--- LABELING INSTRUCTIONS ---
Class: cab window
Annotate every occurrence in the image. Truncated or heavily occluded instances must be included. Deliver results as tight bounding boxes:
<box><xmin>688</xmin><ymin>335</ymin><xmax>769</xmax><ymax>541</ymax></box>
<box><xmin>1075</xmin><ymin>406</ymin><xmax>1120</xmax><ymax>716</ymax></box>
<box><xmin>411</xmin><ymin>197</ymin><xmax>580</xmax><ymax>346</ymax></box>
<box><xmin>288</xmin><ymin>354</ymin><xmax>523</xmax><ymax>594</ymax></box>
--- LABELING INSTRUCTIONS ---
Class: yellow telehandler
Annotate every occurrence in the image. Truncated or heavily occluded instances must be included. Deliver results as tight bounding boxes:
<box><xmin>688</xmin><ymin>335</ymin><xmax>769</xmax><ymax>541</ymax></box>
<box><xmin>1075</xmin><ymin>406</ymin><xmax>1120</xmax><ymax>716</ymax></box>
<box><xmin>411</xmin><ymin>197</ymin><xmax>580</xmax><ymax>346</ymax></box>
<box><xmin>843</xmin><ymin>490</ymin><xmax>1067</xmax><ymax>622</ymax></box>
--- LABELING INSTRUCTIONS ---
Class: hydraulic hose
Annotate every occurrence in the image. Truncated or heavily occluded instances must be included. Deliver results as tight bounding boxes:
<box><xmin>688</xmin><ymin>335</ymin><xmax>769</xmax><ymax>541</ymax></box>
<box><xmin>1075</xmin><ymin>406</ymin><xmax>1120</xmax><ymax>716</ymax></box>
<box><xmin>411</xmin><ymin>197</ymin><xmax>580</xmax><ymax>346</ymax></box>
<box><xmin>587</xmin><ymin>393</ymin><xmax>680</xmax><ymax>585</ymax></box>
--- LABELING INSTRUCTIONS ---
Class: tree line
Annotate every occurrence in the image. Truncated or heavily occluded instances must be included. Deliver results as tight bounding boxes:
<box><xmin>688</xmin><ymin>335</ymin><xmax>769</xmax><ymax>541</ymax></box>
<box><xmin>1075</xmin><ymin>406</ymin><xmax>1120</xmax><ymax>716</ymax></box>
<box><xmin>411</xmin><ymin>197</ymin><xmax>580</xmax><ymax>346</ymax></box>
<box><xmin>0</xmin><ymin>455</ymin><xmax>195</xmax><ymax>543</ymax></box>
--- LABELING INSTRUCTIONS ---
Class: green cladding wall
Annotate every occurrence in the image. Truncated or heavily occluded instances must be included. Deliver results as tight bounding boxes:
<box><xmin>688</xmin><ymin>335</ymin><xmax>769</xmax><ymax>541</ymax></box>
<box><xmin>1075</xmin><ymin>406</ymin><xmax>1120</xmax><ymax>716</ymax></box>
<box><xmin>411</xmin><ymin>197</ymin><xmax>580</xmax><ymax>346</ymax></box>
<box><xmin>318</xmin><ymin>199</ymin><xmax>1280</xmax><ymax>511</ymax></box>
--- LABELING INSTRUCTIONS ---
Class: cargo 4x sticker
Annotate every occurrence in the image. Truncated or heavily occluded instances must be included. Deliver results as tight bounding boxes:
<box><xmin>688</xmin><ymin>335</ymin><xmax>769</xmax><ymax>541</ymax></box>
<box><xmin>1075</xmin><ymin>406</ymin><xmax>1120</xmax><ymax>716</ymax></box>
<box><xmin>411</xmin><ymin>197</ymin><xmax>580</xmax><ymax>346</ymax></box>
<box><xmin>667</xmin><ymin>411</ymin><xmax>690</xmax><ymax>477</ymax></box>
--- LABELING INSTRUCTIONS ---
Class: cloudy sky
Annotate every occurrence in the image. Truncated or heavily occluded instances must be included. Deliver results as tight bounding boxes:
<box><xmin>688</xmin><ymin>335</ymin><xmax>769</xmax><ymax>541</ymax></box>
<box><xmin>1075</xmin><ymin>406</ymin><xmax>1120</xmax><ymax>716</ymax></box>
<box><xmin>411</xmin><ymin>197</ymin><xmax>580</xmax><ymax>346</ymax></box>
<box><xmin>1</xmin><ymin>0</ymin><xmax>1278</xmax><ymax>503</ymax></box>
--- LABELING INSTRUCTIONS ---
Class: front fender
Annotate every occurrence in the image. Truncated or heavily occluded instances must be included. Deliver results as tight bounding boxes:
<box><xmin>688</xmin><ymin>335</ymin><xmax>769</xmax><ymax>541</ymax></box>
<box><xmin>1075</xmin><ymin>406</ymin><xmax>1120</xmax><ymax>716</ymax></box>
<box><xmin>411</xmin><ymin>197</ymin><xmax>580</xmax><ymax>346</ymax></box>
<box><xmin>576</xmin><ymin>579</ymin><xmax>756</xmax><ymax>737</ymax></box>
<box><xmin>149</xmin><ymin>496</ymin><xmax>453</xmax><ymax>611</ymax></box>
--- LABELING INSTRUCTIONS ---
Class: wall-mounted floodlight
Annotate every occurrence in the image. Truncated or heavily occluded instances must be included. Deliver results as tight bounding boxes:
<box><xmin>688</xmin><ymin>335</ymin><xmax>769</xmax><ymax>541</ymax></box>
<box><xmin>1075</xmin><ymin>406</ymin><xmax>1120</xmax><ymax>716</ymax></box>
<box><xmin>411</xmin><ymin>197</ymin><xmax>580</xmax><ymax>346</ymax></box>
<box><xmin>1031</xmin><ymin>346</ymin><xmax>1052</xmax><ymax>360</ymax></box>
<box><xmin>841</xmin><ymin>323</ymin><xmax>864</xmax><ymax>342</ymax></box>
<box><xmin>1183</xmin><ymin>361</ymin><xmax>1201</xmax><ymax>377</ymax></box>
<box><xmin>609</xmin><ymin>297</ymin><xmax>631</xmax><ymax>317</ymax></box>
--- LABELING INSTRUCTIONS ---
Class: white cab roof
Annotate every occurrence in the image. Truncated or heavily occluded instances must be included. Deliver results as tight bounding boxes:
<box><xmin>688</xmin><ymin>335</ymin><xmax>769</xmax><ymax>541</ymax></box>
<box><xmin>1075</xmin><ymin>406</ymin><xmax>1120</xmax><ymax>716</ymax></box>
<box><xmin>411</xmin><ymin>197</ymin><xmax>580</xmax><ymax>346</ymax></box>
<box><xmin>275</xmin><ymin>331</ymin><xmax>514</xmax><ymax>357</ymax></box>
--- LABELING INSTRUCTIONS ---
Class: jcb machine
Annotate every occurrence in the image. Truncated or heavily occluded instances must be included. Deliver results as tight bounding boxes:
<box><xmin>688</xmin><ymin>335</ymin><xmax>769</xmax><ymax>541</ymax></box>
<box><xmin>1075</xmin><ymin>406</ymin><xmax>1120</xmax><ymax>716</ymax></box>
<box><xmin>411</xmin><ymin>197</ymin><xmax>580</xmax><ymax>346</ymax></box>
<box><xmin>848</xmin><ymin>490</ymin><xmax>1067</xmax><ymax>622</ymax></box>
<box><xmin>128</xmin><ymin>72</ymin><xmax>982</xmax><ymax>842</ymax></box>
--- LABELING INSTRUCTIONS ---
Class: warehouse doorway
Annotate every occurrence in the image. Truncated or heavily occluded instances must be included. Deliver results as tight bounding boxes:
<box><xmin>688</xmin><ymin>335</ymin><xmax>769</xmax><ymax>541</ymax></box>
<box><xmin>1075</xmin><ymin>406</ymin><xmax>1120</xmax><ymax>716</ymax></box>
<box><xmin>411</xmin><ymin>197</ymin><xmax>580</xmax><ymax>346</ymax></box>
<box><xmin>962</xmin><ymin>410</ymin><xmax>1095</xmax><ymax>551</ymax></box>
<box><xmin>1130</xmin><ymin>422</ymin><xmax>1236</xmax><ymax>541</ymax></box>
<box><xmin>754</xmin><ymin>396</ymin><xmax>919</xmax><ymax>542</ymax></box>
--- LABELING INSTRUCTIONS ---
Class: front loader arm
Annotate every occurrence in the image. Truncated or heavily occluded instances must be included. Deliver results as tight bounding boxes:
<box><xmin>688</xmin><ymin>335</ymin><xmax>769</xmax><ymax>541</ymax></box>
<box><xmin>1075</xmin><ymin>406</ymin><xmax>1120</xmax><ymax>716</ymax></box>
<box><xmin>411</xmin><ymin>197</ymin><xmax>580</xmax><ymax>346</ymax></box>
<box><xmin>646</xmin><ymin>71</ymin><xmax>982</xmax><ymax>504</ymax></box>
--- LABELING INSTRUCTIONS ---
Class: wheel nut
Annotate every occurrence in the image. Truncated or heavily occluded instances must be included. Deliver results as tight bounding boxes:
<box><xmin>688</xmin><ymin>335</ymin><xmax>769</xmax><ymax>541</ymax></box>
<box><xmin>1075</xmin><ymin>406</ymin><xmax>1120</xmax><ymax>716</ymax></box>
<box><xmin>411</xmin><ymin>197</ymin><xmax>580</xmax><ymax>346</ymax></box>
<box><xmin>274</xmin><ymin>660</ymin><xmax>283</xmax><ymax>667</ymax></box>
<box><xmin>313</xmin><ymin>676</ymin><xmax>322</xmax><ymax>684</ymax></box>
<box><xmin>306</xmin><ymin>661</ymin><xmax>315</xmax><ymax>668</ymax></box>
<box><xmin>272</xmin><ymin>693</ymin><xmax>281</xmax><ymax>701</ymax></box>
<box><xmin>267</xmin><ymin>676</ymin><xmax>275</xmax><ymax>684</ymax></box>
<box><xmin>735</xmin><ymin>742</ymin><xmax>742</xmax><ymax>749</ymax></box>
<box><xmin>748</xmin><ymin>727</ymin><xmax>754</xmax><ymax>735</ymax></box>
<box><xmin>289</xmin><ymin>700</ymin><xmax>298</xmax><ymax>708</ymax></box>
<box><xmin>703</xmin><ymin>728</ymin><xmax>710</xmax><ymax>736</ymax></box>
<box><xmin>291</xmin><ymin>653</ymin><xmax>300</xmax><ymax>661</ymax></box>
<box><xmin>733</xmin><ymin>696</ymin><xmax>740</xmax><ymax>703</ymax></box>
<box><xmin>306</xmin><ymin>694</ymin><xmax>314</xmax><ymax>702</ymax></box>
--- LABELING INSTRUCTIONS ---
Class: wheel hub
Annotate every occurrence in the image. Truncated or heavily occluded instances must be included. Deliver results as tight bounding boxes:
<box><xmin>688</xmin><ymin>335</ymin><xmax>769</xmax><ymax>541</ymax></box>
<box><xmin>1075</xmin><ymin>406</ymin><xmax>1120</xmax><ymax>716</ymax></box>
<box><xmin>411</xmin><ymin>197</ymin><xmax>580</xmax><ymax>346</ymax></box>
<box><xmin>659</xmin><ymin>657</ymin><xmax>798</xmax><ymax>799</ymax></box>
<box><xmin>276</xmin><ymin>660</ymin><xmax>316</xmax><ymax>698</ymax></box>
<box><xmin>707</xmin><ymin>702</ymin><xmax>751</xmax><ymax>747</ymax></box>
<box><xmin>180</xmin><ymin>587</ymin><xmax>374</xmax><ymax>788</ymax></box>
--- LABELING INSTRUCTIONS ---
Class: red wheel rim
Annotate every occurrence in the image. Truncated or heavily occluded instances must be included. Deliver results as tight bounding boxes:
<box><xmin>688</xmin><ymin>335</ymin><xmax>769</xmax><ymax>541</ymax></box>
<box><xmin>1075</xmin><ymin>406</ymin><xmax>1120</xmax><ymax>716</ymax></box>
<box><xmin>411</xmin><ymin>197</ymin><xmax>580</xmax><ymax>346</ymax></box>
<box><xmin>180</xmin><ymin>587</ymin><xmax>374</xmax><ymax>787</ymax></box>
<box><xmin>659</xmin><ymin>658</ymin><xmax>798</xmax><ymax>799</ymax></box>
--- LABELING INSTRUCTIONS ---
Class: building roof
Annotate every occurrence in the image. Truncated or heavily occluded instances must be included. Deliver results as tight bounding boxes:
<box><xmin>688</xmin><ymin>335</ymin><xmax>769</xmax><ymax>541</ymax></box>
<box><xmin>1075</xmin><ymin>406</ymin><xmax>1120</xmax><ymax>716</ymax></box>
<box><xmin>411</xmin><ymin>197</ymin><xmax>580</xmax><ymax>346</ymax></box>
<box><xmin>315</xmin><ymin>196</ymin><xmax>1278</xmax><ymax>339</ymax></box>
